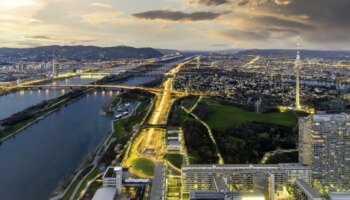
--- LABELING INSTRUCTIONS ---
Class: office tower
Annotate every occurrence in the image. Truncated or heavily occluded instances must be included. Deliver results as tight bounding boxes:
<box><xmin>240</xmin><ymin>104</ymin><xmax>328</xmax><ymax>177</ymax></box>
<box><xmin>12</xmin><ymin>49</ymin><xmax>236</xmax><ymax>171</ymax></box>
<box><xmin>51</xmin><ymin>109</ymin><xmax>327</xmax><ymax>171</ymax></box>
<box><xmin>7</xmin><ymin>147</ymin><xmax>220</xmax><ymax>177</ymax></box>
<box><xmin>299</xmin><ymin>113</ymin><xmax>350</xmax><ymax>189</ymax></box>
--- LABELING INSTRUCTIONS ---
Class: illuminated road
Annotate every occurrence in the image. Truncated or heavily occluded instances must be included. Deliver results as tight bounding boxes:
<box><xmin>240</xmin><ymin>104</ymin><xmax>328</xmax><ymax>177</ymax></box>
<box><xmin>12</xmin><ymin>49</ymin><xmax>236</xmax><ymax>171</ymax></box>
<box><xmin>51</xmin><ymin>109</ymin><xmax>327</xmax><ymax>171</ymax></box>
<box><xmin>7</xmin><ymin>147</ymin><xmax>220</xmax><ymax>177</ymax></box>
<box><xmin>243</xmin><ymin>56</ymin><xmax>260</xmax><ymax>68</ymax></box>
<box><xmin>122</xmin><ymin>60</ymin><xmax>192</xmax><ymax>178</ymax></box>
<box><xmin>0</xmin><ymin>58</ymin><xmax>213</xmax><ymax>178</ymax></box>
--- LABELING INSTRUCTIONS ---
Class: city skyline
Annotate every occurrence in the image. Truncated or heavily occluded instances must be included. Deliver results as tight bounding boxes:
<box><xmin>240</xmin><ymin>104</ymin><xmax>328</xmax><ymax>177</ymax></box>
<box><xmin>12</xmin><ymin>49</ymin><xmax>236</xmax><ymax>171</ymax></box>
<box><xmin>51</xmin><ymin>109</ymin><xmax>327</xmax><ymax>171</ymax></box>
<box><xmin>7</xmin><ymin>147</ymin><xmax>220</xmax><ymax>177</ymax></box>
<box><xmin>1</xmin><ymin>0</ymin><xmax>350</xmax><ymax>50</ymax></box>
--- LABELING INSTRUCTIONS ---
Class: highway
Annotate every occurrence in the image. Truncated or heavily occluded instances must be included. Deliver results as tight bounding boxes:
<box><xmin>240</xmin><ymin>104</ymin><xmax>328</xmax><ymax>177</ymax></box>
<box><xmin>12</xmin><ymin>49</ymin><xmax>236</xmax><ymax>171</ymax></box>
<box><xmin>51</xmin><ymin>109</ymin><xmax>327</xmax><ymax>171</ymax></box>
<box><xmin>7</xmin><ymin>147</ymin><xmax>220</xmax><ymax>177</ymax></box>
<box><xmin>121</xmin><ymin>59</ymin><xmax>193</xmax><ymax>178</ymax></box>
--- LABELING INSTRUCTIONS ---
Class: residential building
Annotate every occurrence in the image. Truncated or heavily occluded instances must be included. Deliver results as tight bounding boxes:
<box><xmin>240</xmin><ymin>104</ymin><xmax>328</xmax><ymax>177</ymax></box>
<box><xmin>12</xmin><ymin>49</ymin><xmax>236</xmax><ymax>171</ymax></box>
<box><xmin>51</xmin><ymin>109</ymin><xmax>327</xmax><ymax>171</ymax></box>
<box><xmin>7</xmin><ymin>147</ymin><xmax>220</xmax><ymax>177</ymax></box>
<box><xmin>299</xmin><ymin>113</ymin><xmax>350</xmax><ymax>189</ymax></box>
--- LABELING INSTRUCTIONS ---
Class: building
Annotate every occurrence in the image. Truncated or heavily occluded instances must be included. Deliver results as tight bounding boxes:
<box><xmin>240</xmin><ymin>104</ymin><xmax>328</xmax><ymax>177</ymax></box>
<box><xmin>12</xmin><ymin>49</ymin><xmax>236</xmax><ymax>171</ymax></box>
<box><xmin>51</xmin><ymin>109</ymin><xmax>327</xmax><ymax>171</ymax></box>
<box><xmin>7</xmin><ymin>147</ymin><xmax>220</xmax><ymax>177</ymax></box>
<box><xmin>295</xmin><ymin>39</ymin><xmax>302</xmax><ymax>110</ymax></box>
<box><xmin>93</xmin><ymin>166</ymin><xmax>149</xmax><ymax>200</ymax></box>
<box><xmin>150</xmin><ymin>163</ymin><xmax>166</xmax><ymax>200</ymax></box>
<box><xmin>189</xmin><ymin>191</ymin><xmax>267</xmax><ymax>200</ymax></box>
<box><xmin>329</xmin><ymin>192</ymin><xmax>350</xmax><ymax>200</ymax></box>
<box><xmin>294</xmin><ymin>179</ymin><xmax>322</xmax><ymax>200</ymax></box>
<box><xmin>102</xmin><ymin>167</ymin><xmax>124</xmax><ymax>194</ymax></box>
<box><xmin>52</xmin><ymin>58</ymin><xmax>58</xmax><ymax>77</ymax></box>
<box><xmin>299</xmin><ymin>113</ymin><xmax>350</xmax><ymax>189</ymax></box>
<box><xmin>167</xmin><ymin>128</ymin><xmax>182</xmax><ymax>152</ymax></box>
<box><xmin>182</xmin><ymin>164</ymin><xmax>311</xmax><ymax>199</ymax></box>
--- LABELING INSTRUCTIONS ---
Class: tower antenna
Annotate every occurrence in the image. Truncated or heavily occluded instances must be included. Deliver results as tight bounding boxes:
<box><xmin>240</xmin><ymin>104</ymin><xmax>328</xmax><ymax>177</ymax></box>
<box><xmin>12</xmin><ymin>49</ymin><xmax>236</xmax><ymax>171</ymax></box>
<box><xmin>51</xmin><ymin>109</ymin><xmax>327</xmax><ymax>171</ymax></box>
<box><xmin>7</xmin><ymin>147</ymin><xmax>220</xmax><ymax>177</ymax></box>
<box><xmin>295</xmin><ymin>36</ymin><xmax>302</xmax><ymax>110</ymax></box>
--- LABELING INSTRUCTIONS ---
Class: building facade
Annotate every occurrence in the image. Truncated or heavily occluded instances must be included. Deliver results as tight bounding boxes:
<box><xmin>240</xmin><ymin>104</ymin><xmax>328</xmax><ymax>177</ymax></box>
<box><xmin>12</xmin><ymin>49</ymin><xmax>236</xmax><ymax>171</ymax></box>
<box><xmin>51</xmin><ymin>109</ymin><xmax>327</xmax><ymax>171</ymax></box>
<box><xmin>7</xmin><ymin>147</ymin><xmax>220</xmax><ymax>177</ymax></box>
<box><xmin>181</xmin><ymin>164</ymin><xmax>311</xmax><ymax>199</ymax></box>
<box><xmin>299</xmin><ymin>114</ymin><xmax>350</xmax><ymax>189</ymax></box>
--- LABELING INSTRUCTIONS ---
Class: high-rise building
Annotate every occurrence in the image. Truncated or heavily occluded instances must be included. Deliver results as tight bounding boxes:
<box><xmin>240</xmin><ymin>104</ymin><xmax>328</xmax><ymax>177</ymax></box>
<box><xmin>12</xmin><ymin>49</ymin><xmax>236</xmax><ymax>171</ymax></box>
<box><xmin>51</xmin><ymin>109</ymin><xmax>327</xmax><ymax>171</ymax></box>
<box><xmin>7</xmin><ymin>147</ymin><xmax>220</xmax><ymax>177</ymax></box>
<box><xmin>295</xmin><ymin>38</ymin><xmax>302</xmax><ymax>110</ymax></box>
<box><xmin>299</xmin><ymin>113</ymin><xmax>350</xmax><ymax>189</ymax></box>
<box><xmin>196</xmin><ymin>56</ymin><xmax>200</xmax><ymax>69</ymax></box>
<box><xmin>52</xmin><ymin>58</ymin><xmax>58</xmax><ymax>77</ymax></box>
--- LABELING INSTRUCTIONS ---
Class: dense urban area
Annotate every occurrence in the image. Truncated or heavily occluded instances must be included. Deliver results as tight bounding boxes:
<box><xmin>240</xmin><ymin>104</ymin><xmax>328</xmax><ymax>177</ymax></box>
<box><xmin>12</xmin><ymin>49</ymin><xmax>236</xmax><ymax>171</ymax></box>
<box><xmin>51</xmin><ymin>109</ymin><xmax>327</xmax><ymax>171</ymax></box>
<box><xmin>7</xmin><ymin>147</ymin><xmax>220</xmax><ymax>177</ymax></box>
<box><xmin>0</xmin><ymin>45</ymin><xmax>349</xmax><ymax>200</ymax></box>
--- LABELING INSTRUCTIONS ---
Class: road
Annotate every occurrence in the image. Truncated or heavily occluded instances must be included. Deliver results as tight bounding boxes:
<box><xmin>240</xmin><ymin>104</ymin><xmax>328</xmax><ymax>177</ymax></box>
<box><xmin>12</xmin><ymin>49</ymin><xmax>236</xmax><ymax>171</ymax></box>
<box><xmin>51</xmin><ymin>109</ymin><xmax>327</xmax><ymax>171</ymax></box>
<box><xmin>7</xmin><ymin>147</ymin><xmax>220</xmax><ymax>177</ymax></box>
<box><xmin>122</xmin><ymin>60</ymin><xmax>192</xmax><ymax>177</ymax></box>
<box><xmin>181</xmin><ymin>103</ymin><xmax>225</xmax><ymax>165</ymax></box>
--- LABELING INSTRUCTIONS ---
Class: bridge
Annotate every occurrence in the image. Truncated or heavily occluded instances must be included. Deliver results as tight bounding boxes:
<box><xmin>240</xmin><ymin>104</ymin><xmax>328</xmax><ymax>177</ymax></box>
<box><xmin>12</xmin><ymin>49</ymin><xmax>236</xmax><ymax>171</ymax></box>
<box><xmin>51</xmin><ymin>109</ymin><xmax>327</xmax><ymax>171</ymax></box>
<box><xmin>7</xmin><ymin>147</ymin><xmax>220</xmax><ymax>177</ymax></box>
<box><xmin>14</xmin><ymin>84</ymin><xmax>161</xmax><ymax>94</ymax></box>
<box><xmin>80</xmin><ymin>70</ymin><xmax>169</xmax><ymax>78</ymax></box>
<box><xmin>6</xmin><ymin>84</ymin><xmax>212</xmax><ymax>97</ymax></box>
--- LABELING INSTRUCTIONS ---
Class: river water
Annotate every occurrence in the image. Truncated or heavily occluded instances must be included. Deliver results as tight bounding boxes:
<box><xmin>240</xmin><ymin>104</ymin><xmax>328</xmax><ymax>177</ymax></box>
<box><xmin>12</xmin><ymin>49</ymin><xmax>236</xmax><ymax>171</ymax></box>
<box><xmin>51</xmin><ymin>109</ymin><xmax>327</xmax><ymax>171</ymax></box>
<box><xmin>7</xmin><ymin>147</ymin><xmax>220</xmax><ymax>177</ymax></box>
<box><xmin>0</xmin><ymin>75</ymin><xmax>156</xmax><ymax>200</ymax></box>
<box><xmin>0</xmin><ymin>77</ymin><xmax>99</xmax><ymax>120</ymax></box>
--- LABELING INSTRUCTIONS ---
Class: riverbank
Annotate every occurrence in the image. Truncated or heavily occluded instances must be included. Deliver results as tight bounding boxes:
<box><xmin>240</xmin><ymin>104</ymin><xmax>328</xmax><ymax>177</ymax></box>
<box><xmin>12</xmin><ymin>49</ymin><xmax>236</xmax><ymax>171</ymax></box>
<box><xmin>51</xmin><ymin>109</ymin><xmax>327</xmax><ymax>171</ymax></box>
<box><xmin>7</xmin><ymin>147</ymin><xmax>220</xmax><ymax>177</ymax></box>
<box><xmin>55</xmin><ymin>92</ymin><xmax>154</xmax><ymax>200</ymax></box>
<box><xmin>0</xmin><ymin>89</ymin><xmax>92</xmax><ymax>142</ymax></box>
<box><xmin>0</xmin><ymin>72</ymin><xmax>140</xmax><ymax>142</ymax></box>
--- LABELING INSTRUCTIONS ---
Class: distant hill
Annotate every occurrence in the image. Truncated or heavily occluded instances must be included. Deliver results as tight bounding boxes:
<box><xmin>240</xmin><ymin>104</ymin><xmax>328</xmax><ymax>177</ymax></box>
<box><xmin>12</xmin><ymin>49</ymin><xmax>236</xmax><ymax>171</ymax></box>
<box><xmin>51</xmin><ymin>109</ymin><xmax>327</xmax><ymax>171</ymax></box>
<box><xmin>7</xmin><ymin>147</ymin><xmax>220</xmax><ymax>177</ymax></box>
<box><xmin>237</xmin><ymin>49</ymin><xmax>350</xmax><ymax>59</ymax></box>
<box><xmin>0</xmin><ymin>45</ymin><xmax>163</xmax><ymax>61</ymax></box>
<box><xmin>156</xmin><ymin>48</ymin><xmax>180</xmax><ymax>55</ymax></box>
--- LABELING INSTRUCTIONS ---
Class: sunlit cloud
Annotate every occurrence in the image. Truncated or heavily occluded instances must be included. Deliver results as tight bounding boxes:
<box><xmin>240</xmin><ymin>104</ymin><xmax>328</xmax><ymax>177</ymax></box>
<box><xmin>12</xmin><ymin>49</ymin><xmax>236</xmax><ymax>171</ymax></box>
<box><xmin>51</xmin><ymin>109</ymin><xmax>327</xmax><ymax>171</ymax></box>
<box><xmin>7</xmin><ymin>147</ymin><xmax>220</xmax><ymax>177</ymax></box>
<box><xmin>88</xmin><ymin>2</ymin><xmax>113</xmax><ymax>8</ymax></box>
<box><xmin>0</xmin><ymin>0</ymin><xmax>349</xmax><ymax>50</ymax></box>
<box><xmin>0</xmin><ymin>0</ymin><xmax>39</xmax><ymax>8</ymax></box>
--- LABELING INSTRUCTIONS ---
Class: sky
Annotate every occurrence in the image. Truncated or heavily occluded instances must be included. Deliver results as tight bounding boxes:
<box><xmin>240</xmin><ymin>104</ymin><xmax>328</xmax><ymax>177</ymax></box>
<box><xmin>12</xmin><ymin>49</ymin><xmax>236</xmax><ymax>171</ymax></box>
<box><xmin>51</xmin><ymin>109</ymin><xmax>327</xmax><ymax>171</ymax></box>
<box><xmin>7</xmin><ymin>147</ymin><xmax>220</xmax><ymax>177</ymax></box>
<box><xmin>0</xmin><ymin>0</ymin><xmax>349</xmax><ymax>50</ymax></box>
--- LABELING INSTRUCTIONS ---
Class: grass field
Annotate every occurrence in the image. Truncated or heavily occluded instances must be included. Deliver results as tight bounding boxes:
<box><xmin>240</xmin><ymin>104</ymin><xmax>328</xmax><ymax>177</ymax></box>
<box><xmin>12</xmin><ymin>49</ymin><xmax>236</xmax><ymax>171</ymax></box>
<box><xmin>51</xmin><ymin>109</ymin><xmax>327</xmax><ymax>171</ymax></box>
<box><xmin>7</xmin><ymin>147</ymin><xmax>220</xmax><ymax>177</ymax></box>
<box><xmin>166</xmin><ymin>154</ymin><xmax>183</xmax><ymax>169</ymax></box>
<box><xmin>130</xmin><ymin>158</ymin><xmax>155</xmax><ymax>176</ymax></box>
<box><xmin>204</xmin><ymin>101</ymin><xmax>299</xmax><ymax>132</ymax></box>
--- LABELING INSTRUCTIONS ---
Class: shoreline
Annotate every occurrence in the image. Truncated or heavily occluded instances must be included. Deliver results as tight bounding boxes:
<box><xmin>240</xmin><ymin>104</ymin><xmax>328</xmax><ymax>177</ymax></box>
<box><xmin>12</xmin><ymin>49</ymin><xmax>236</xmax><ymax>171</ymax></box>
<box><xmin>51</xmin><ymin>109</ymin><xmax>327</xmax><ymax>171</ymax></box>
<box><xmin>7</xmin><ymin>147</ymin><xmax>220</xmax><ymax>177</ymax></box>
<box><xmin>0</xmin><ymin>89</ymin><xmax>92</xmax><ymax>143</ymax></box>
<box><xmin>51</xmin><ymin>97</ymin><xmax>148</xmax><ymax>200</ymax></box>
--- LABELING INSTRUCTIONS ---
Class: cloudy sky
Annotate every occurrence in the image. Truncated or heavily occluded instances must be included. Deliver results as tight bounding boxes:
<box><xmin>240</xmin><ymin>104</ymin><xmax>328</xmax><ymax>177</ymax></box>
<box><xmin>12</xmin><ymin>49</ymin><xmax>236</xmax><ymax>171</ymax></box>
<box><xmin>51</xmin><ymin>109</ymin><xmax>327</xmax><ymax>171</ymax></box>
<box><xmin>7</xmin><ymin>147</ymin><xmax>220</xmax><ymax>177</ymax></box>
<box><xmin>0</xmin><ymin>0</ymin><xmax>349</xmax><ymax>50</ymax></box>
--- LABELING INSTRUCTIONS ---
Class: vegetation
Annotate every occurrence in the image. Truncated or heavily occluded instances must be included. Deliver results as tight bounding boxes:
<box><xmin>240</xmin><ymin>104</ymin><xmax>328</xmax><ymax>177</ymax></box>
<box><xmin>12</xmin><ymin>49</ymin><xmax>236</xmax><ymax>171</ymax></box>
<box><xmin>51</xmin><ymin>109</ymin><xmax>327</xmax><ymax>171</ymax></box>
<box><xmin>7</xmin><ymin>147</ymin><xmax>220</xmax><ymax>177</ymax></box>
<box><xmin>196</xmin><ymin>99</ymin><xmax>299</xmax><ymax>132</ymax></box>
<box><xmin>61</xmin><ymin>166</ymin><xmax>94</xmax><ymax>200</ymax></box>
<box><xmin>72</xmin><ymin>168</ymin><xmax>99</xmax><ymax>200</ymax></box>
<box><xmin>183</xmin><ymin>118</ymin><xmax>218</xmax><ymax>164</ymax></box>
<box><xmin>265</xmin><ymin>151</ymin><xmax>299</xmax><ymax>164</ymax></box>
<box><xmin>0</xmin><ymin>45</ymin><xmax>163</xmax><ymax>61</ymax></box>
<box><xmin>168</xmin><ymin>97</ymin><xmax>219</xmax><ymax>164</ymax></box>
<box><xmin>131</xmin><ymin>158</ymin><xmax>155</xmax><ymax>176</ymax></box>
<box><xmin>166</xmin><ymin>154</ymin><xmax>183</xmax><ymax>169</ymax></box>
<box><xmin>191</xmin><ymin>98</ymin><xmax>302</xmax><ymax>164</ymax></box>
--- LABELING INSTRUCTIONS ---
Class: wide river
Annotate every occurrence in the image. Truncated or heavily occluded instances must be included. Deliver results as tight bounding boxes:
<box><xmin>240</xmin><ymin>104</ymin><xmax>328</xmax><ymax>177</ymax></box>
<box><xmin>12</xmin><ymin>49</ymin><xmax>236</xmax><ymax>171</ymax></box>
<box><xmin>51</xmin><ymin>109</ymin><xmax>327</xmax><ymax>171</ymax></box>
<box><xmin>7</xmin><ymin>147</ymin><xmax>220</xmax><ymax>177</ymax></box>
<box><xmin>0</xmin><ymin>75</ymin><xmax>156</xmax><ymax>200</ymax></box>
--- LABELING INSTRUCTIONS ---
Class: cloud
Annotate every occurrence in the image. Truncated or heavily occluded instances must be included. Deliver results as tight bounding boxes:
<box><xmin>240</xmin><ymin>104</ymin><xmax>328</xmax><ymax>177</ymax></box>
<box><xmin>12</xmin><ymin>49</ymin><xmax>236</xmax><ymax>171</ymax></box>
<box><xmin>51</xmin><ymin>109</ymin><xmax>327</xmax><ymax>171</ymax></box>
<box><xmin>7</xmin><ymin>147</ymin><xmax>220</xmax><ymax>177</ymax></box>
<box><xmin>25</xmin><ymin>35</ymin><xmax>53</xmax><ymax>40</ymax></box>
<box><xmin>80</xmin><ymin>11</ymin><xmax>124</xmax><ymax>24</ymax></box>
<box><xmin>254</xmin><ymin>16</ymin><xmax>313</xmax><ymax>30</ymax></box>
<box><xmin>88</xmin><ymin>2</ymin><xmax>112</xmax><ymax>8</ymax></box>
<box><xmin>212</xmin><ymin>43</ymin><xmax>231</xmax><ymax>47</ymax></box>
<box><xmin>221</xmin><ymin>29</ymin><xmax>270</xmax><ymax>40</ymax></box>
<box><xmin>195</xmin><ymin>0</ymin><xmax>230</xmax><ymax>6</ymax></box>
<box><xmin>274</xmin><ymin>0</ymin><xmax>291</xmax><ymax>5</ymax></box>
<box><xmin>132</xmin><ymin>10</ymin><xmax>225</xmax><ymax>21</ymax></box>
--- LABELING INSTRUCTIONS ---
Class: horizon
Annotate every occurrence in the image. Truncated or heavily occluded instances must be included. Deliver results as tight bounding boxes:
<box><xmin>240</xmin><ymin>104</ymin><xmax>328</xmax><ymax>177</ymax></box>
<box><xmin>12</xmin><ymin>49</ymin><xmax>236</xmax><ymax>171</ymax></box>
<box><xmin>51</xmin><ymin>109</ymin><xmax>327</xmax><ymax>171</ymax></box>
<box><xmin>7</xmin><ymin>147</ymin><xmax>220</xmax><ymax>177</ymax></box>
<box><xmin>1</xmin><ymin>44</ymin><xmax>350</xmax><ymax>53</ymax></box>
<box><xmin>1</xmin><ymin>0</ymin><xmax>350</xmax><ymax>50</ymax></box>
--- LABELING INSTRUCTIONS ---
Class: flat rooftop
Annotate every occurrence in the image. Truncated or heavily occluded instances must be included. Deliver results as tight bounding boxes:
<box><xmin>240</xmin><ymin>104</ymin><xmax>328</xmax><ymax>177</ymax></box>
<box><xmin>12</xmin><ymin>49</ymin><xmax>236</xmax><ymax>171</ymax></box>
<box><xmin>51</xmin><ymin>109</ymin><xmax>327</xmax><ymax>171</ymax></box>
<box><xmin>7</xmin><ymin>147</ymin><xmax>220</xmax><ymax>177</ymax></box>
<box><xmin>182</xmin><ymin>163</ymin><xmax>309</xmax><ymax>172</ymax></box>
<box><xmin>330</xmin><ymin>192</ymin><xmax>350</xmax><ymax>200</ymax></box>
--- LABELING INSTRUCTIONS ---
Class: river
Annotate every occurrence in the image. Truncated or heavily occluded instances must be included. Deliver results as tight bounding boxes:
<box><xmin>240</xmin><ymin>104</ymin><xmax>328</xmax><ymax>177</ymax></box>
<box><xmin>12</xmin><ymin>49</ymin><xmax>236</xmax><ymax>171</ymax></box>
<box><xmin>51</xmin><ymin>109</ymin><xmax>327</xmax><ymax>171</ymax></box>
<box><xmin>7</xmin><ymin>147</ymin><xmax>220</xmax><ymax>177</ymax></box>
<box><xmin>0</xmin><ymin>77</ymin><xmax>100</xmax><ymax>121</ymax></box>
<box><xmin>0</xmin><ymin>75</ymin><xmax>156</xmax><ymax>200</ymax></box>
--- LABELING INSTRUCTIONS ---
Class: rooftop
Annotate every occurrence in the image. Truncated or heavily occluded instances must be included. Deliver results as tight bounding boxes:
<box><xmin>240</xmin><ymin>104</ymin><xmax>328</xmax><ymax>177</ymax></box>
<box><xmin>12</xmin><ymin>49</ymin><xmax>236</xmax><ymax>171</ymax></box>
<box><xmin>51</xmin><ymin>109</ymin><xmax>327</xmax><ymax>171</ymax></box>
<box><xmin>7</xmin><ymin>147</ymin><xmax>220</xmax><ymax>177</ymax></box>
<box><xmin>92</xmin><ymin>187</ymin><xmax>116</xmax><ymax>200</ymax></box>
<box><xmin>295</xmin><ymin>179</ymin><xmax>321</xmax><ymax>199</ymax></box>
